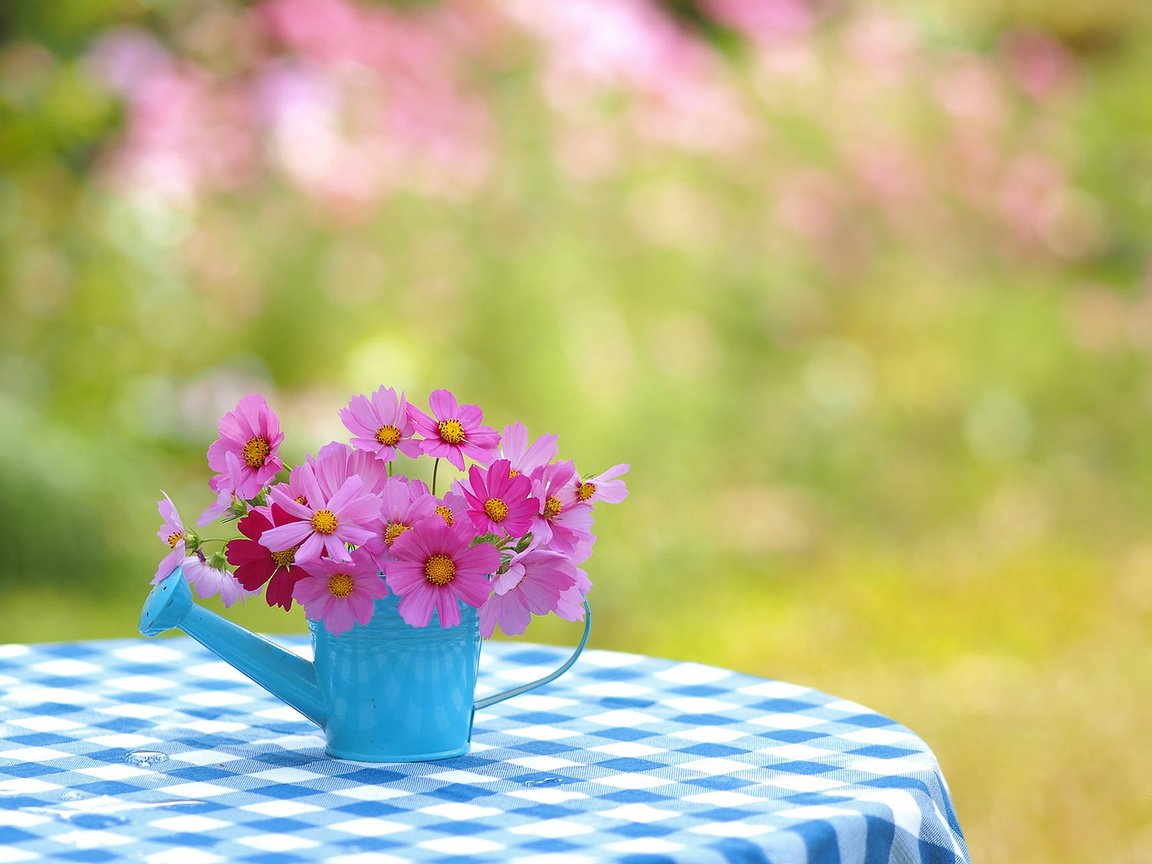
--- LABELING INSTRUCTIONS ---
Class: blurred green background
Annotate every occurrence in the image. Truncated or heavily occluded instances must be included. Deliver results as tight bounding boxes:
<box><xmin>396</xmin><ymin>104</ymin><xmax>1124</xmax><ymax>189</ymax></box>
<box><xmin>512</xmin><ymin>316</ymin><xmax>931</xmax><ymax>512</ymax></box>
<box><xmin>2</xmin><ymin>0</ymin><xmax>1151</xmax><ymax>860</ymax></box>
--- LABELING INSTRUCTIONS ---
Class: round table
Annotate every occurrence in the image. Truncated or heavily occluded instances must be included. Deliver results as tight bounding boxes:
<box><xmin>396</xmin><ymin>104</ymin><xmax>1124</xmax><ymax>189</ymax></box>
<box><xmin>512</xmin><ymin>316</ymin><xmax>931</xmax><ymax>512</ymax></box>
<box><xmin>0</xmin><ymin>638</ymin><xmax>970</xmax><ymax>863</ymax></box>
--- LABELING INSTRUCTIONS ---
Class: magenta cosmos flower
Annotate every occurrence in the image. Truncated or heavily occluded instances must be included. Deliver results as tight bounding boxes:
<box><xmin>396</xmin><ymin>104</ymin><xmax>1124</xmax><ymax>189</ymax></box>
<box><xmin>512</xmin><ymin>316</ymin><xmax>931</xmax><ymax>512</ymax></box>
<box><xmin>224</xmin><ymin>505</ymin><xmax>304</xmax><ymax>610</ymax></box>
<box><xmin>260</xmin><ymin>463</ymin><xmax>380</xmax><ymax>564</ymax></box>
<box><xmin>407</xmin><ymin>389</ymin><xmax>499</xmax><ymax>471</ymax></box>
<box><xmin>385</xmin><ymin>518</ymin><xmax>501</xmax><ymax>628</ymax></box>
<box><xmin>460</xmin><ymin>459</ymin><xmax>538</xmax><ymax>537</ymax></box>
<box><xmin>293</xmin><ymin>548</ymin><xmax>388</xmax><ymax>636</ymax></box>
<box><xmin>153</xmin><ymin>493</ymin><xmax>188</xmax><ymax>584</ymax></box>
<box><xmin>206</xmin><ymin>394</ymin><xmax>285</xmax><ymax>500</ymax></box>
<box><xmin>340</xmin><ymin>386</ymin><xmax>423</xmax><ymax>463</ymax></box>
<box><xmin>479</xmin><ymin>546</ymin><xmax>577</xmax><ymax>638</ymax></box>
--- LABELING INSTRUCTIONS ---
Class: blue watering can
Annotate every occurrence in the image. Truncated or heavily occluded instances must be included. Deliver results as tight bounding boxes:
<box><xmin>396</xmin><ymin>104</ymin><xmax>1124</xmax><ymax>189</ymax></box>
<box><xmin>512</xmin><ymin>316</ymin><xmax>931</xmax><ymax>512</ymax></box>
<box><xmin>139</xmin><ymin>567</ymin><xmax>591</xmax><ymax>762</ymax></box>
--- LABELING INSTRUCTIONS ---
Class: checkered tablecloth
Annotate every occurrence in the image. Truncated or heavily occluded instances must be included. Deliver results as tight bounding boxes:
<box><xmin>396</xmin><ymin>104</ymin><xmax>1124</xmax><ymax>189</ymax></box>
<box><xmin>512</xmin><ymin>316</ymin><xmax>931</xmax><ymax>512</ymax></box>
<box><xmin>0</xmin><ymin>638</ymin><xmax>969</xmax><ymax>864</ymax></box>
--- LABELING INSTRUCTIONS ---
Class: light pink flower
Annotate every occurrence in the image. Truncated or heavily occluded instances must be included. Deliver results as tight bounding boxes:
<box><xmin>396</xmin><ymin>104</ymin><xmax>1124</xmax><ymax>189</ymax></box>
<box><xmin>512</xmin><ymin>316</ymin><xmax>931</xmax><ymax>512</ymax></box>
<box><xmin>569</xmin><ymin>464</ymin><xmax>630</xmax><ymax>505</ymax></box>
<box><xmin>498</xmin><ymin>422</ymin><xmax>558</xmax><ymax>477</ymax></box>
<box><xmin>460</xmin><ymin>459</ymin><xmax>538</xmax><ymax>538</ymax></box>
<box><xmin>363</xmin><ymin>477</ymin><xmax>437</xmax><ymax>568</ymax></box>
<box><xmin>555</xmin><ymin>567</ymin><xmax>593</xmax><ymax>622</ymax></box>
<box><xmin>153</xmin><ymin>492</ymin><xmax>188</xmax><ymax>584</ymax></box>
<box><xmin>407</xmin><ymin>389</ymin><xmax>499</xmax><ymax>471</ymax></box>
<box><xmin>436</xmin><ymin>487</ymin><xmax>470</xmax><ymax>527</ymax></box>
<box><xmin>292</xmin><ymin>547</ymin><xmax>388</xmax><ymax>636</ymax></box>
<box><xmin>182</xmin><ymin>554</ymin><xmax>249</xmax><ymax>608</ymax></box>
<box><xmin>479</xmin><ymin>546</ymin><xmax>577</xmax><ymax>638</ymax></box>
<box><xmin>261</xmin><ymin>463</ymin><xmax>380</xmax><ymax>563</ymax></box>
<box><xmin>206</xmin><ymin>394</ymin><xmax>285</xmax><ymax>500</ymax></box>
<box><xmin>385</xmin><ymin>518</ymin><xmax>501</xmax><ymax>628</ymax></box>
<box><xmin>197</xmin><ymin>449</ymin><xmax>245</xmax><ymax>525</ymax></box>
<box><xmin>531</xmin><ymin>460</ymin><xmax>594</xmax><ymax>556</ymax></box>
<box><xmin>307</xmin><ymin>441</ymin><xmax>389</xmax><ymax>498</ymax></box>
<box><xmin>340</xmin><ymin>386</ymin><xmax>423</xmax><ymax>463</ymax></box>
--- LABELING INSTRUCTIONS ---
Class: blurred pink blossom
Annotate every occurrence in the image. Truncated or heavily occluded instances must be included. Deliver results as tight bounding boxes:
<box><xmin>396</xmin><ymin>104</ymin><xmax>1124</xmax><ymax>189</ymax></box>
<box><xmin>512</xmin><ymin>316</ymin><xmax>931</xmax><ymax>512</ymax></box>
<box><xmin>508</xmin><ymin>0</ymin><xmax>750</xmax><ymax>154</ymax></box>
<box><xmin>1001</xmin><ymin>30</ymin><xmax>1078</xmax><ymax>101</ymax></box>
<box><xmin>702</xmin><ymin>0</ymin><xmax>816</xmax><ymax>42</ymax></box>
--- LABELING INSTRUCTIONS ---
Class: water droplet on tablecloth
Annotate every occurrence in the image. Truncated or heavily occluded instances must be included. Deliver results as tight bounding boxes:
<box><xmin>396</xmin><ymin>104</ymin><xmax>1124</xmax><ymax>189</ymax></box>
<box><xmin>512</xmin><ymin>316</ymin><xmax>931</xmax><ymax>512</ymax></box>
<box><xmin>125</xmin><ymin>750</ymin><xmax>169</xmax><ymax>767</ymax></box>
<box><xmin>521</xmin><ymin>775</ymin><xmax>569</xmax><ymax>787</ymax></box>
<box><xmin>62</xmin><ymin>812</ymin><xmax>130</xmax><ymax>829</ymax></box>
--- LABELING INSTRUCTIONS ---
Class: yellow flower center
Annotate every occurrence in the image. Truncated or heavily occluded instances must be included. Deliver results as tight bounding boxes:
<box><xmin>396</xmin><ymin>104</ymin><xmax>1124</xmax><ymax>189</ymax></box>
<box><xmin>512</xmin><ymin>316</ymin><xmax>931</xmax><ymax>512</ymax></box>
<box><xmin>437</xmin><ymin>418</ymin><xmax>466</xmax><ymax>445</ymax></box>
<box><xmin>242</xmin><ymin>436</ymin><xmax>271</xmax><ymax>469</ymax></box>
<box><xmin>484</xmin><ymin>497</ymin><xmax>509</xmax><ymax>523</ymax></box>
<box><xmin>328</xmin><ymin>573</ymin><xmax>354</xmax><ymax>598</ymax></box>
<box><xmin>166</xmin><ymin>531</ymin><xmax>184</xmax><ymax>549</ymax></box>
<box><xmin>544</xmin><ymin>496</ymin><xmax>562</xmax><ymax>519</ymax></box>
<box><xmin>271</xmin><ymin>546</ymin><xmax>298</xmax><ymax>568</ymax></box>
<box><xmin>375</xmin><ymin>425</ymin><xmax>401</xmax><ymax>446</ymax></box>
<box><xmin>435</xmin><ymin>505</ymin><xmax>454</xmax><ymax>526</ymax></box>
<box><xmin>384</xmin><ymin>522</ymin><xmax>410</xmax><ymax>546</ymax></box>
<box><xmin>577</xmin><ymin>482</ymin><xmax>596</xmax><ymax>502</ymax></box>
<box><xmin>509</xmin><ymin>468</ymin><xmax>521</xmax><ymax>477</ymax></box>
<box><xmin>295</xmin><ymin>495</ymin><xmax>308</xmax><ymax>506</ymax></box>
<box><xmin>311</xmin><ymin>509</ymin><xmax>339</xmax><ymax>535</ymax></box>
<box><xmin>424</xmin><ymin>554</ymin><xmax>456</xmax><ymax>586</ymax></box>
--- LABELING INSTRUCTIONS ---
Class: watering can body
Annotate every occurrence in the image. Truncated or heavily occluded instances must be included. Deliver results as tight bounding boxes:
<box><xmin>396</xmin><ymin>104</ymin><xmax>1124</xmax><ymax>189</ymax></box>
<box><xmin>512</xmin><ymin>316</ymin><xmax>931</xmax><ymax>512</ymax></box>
<box><xmin>139</xmin><ymin>567</ymin><xmax>589</xmax><ymax>762</ymax></box>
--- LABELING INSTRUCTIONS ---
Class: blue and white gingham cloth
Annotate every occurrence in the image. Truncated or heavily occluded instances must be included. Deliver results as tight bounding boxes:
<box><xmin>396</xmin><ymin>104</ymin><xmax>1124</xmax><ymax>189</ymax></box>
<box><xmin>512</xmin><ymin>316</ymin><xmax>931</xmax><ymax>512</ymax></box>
<box><xmin>0</xmin><ymin>638</ymin><xmax>969</xmax><ymax>864</ymax></box>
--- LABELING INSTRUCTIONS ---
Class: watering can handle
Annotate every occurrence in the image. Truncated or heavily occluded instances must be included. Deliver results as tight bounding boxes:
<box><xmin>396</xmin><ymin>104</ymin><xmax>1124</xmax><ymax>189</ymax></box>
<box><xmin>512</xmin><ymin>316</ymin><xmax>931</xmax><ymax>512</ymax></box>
<box><xmin>473</xmin><ymin>601</ymin><xmax>592</xmax><ymax>711</ymax></box>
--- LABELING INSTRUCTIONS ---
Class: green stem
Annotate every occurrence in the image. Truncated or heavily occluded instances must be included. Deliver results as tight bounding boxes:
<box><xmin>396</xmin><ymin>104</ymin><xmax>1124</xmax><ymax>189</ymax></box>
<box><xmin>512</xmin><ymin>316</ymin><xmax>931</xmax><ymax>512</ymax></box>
<box><xmin>432</xmin><ymin>458</ymin><xmax>440</xmax><ymax>496</ymax></box>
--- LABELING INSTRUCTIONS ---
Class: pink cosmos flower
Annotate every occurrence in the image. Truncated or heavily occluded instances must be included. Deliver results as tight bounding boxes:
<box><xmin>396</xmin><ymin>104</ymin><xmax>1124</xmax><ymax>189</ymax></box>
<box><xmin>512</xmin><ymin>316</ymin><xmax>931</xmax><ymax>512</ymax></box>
<box><xmin>260</xmin><ymin>463</ymin><xmax>380</xmax><ymax>563</ymax></box>
<box><xmin>460</xmin><ymin>459</ymin><xmax>538</xmax><ymax>538</ymax></box>
<box><xmin>385</xmin><ymin>518</ymin><xmax>501</xmax><ymax>628</ymax></box>
<box><xmin>197</xmin><ymin>449</ymin><xmax>245</xmax><ymax>525</ymax></box>
<box><xmin>292</xmin><ymin>547</ymin><xmax>388</xmax><ymax>636</ymax></box>
<box><xmin>498</xmin><ymin>422</ymin><xmax>558</xmax><ymax>477</ymax></box>
<box><xmin>555</xmin><ymin>567</ymin><xmax>593</xmax><ymax>622</ymax></box>
<box><xmin>153</xmin><ymin>492</ymin><xmax>188</xmax><ymax>584</ymax></box>
<box><xmin>407</xmin><ymin>389</ymin><xmax>499</xmax><ymax>471</ymax></box>
<box><xmin>206</xmin><ymin>394</ymin><xmax>285</xmax><ymax>500</ymax></box>
<box><xmin>479</xmin><ymin>546</ymin><xmax>577</xmax><ymax>638</ymax></box>
<box><xmin>340</xmin><ymin>386</ymin><xmax>423</xmax><ymax>463</ymax></box>
<box><xmin>182</xmin><ymin>553</ymin><xmax>249</xmax><ymax>607</ymax></box>
<box><xmin>432</xmin><ymin>487</ymin><xmax>471</xmax><ymax>531</ymax></box>
<box><xmin>307</xmin><ymin>441</ymin><xmax>389</xmax><ymax>498</ymax></box>
<box><xmin>363</xmin><ymin>477</ymin><xmax>437</xmax><ymax>568</ymax></box>
<box><xmin>531</xmin><ymin>460</ymin><xmax>594</xmax><ymax>556</ymax></box>
<box><xmin>569</xmin><ymin>464</ymin><xmax>631</xmax><ymax>505</ymax></box>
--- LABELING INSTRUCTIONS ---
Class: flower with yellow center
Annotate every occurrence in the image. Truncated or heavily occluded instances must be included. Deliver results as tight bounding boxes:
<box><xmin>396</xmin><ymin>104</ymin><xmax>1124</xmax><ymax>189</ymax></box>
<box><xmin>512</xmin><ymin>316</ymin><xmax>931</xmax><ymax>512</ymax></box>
<box><xmin>437</xmin><ymin>418</ymin><xmax>466</xmax><ymax>445</ymax></box>
<box><xmin>483</xmin><ymin>497</ymin><xmax>509</xmax><ymax>523</ymax></box>
<box><xmin>290</xmin><ymin>549</ymin><xmax>388</xmax><ymax>636</ymax></box>
<box><xmin>328</xmin><ymin>573</ymin><xmax>355</xmax><ymax>598</ymax></box>
<box><xmin>311</xmin><ymin>509</ymin><xmax>339</xmax><ymax>535</ymax></box>
<box><xmin>166</xmin><ymin>530</ymin><xmax>184</xmax><ymax>549</ymax></box>
<box><xmin>435</xmin><ymin>505</ymin><xmax>454</xmax><ymax>526</ymax></box>
<box><xmin>577</xmin><ymin>482</ymin><xmax>596</xmax><ymax>502</ymax></box>
<box><xmin>409</xmin><ymin>389</ymin><xmax>499</xmax><ymax>471</ymax></box>
<box><xmin>375</xmin><ymin>425</ymin><xmax>401</xmax><ymax>446</ymax></box>
<box><xmin>424</xmin><ymin>554</ymin><xmax>456</xmax><ymax>586</ymax></box>
<box><xmin>271</xmin><ymin>546</ymin><xmax>298</xmax><ymax>568</ymax></box>
<box><xmin>242</xmin><ymin>436</ymin><xmax>271</xmax><ymax>469</ymax></box>
<box><xmin>544</xmin><ymin>496</ymin><xmax>563</xmax><ymax>519</ymax></box>
<box><xmin>384</xmin><ymin>522</ymin><xmax>410</xmax><ymax>546</ymax></box>
<box><xmin>385</xmin><ymin>517</ymin><xmax>502</xmax><ymax>628</ymax></box>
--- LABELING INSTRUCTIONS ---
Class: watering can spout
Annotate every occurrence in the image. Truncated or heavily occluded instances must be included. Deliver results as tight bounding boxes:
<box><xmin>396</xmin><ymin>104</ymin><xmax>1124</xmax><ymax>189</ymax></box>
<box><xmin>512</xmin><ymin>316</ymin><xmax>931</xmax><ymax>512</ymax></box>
<box><xmin>139</xmin><ymin>568</ymin><xmax>327</xmax><ymax>727</ymax></box>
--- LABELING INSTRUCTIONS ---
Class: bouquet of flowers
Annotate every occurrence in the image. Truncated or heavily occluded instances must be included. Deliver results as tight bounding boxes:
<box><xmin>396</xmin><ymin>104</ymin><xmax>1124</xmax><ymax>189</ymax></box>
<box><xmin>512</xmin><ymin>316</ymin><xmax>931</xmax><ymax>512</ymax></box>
<box><xmin>152</xmin><ymin>388</ymin><xmax>628</xmax><ymax>638</ymax></box>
